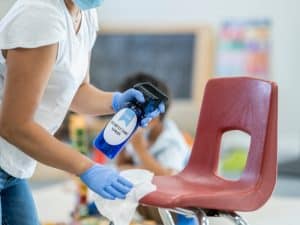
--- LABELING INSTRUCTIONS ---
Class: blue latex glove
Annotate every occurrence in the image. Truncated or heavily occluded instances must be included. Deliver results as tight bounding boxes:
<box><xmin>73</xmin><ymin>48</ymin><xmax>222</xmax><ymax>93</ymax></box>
<box><xmin>80</xmin><ymin>164</ymin><xmax>133</xmax><ymax>200</ymax></box>
<box><xmin>140</xmin><ymin>103</ymin><xmax>165</xmax><ymax>127</ymax></box>
<box><xmin>112</xmin><ymin>89</ymin><xmax>165</xmax><ymax>127</ymax></box>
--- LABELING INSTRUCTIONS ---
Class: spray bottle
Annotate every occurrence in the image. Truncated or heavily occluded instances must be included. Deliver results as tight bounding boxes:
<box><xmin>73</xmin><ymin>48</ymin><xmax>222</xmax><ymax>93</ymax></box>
<box><xmin>93</xmin><ymin>82</ymin><xmax>168</xmax><ymax>159</ymax></box>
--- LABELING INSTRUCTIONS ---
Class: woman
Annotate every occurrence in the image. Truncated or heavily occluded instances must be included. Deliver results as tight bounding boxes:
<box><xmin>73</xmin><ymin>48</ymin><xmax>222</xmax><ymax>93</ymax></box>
<box><xmin>0</xmin><ymin>0</ymin><xmax>164</xmax><ymax>224</ymax></box>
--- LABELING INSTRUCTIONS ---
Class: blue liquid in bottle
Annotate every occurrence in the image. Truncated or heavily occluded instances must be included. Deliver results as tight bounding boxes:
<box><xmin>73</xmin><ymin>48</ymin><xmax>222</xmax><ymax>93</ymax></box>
<box><xmin>93</xmin><ymin>104</ymin><xmax>142</xmax><ymax>159</ymax></box>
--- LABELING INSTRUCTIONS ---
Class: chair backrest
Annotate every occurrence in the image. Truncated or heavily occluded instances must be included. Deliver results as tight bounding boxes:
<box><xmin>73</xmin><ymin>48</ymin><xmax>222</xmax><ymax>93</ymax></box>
<box><xmin>182</xmin><ymin>77</ymin><xmax>278</xmax><ymax>188</ymax></box>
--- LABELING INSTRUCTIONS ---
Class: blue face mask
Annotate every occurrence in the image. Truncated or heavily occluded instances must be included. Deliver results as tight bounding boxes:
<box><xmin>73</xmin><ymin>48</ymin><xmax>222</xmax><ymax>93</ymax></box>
<box><xmin>74</xmin><ymin>0</ymin><xmax>104</xmax><ymax>10</ymax></box>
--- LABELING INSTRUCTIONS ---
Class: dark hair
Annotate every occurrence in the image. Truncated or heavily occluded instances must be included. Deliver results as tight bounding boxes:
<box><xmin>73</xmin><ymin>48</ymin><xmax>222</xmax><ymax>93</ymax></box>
<box><xmin>119</xmin><ymin>72</ymin><xmax>171</xmax><ymax>121</ymax></box>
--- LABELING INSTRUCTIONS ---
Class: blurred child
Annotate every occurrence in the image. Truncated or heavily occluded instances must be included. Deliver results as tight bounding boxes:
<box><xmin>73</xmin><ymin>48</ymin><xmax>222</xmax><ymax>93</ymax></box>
<box><xmin>116</xmin><ymin>72</ymin><xmax>190</xmax><ymax>175</ymax></box>
<box><xmin>116</xmin><ymin>73</ymin><xmax>192</xmax><ymax>224</ymax></box>
<box><xmin>88</xmin><ymin>73</ymin><xmax>194</xmax><ymax>225</ymax></box>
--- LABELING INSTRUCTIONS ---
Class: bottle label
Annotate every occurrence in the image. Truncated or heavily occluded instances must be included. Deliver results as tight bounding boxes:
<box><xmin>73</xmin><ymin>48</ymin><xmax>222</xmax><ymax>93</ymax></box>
<box><xmin>103</xmin><ymin>108</ymin><xmax>137</xmax><ymax>145</ymax></box>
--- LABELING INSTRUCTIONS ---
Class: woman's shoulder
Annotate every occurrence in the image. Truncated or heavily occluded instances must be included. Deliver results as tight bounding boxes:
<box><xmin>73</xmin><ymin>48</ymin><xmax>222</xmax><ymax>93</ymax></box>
<box><xmin>22</xmin><ymin>0</ymin><xmax>63</xmax><ymax>8</ymax></box>
<box><xmin>0</xmin><ymin>0</ymin><xmax>67</xmax><ymax>49</ymax></box>
<box><xmin>84</xmin><ymin>8</ymin><xmax>99</xmax><ymax>32</ymax></box>
<box><xmin>20</xmin><ymin>0</ymin><xmax>66</xmax><ymax>24</ymax></box>
<box><xmin>19</xmin><ymin>0</ymin><xmax>65</xmax><ymax>15</ymax></box>
<box><xmin>82</xmin><ymin>9</ymin><xmax>99</xmax><ymax>50</ymax></box>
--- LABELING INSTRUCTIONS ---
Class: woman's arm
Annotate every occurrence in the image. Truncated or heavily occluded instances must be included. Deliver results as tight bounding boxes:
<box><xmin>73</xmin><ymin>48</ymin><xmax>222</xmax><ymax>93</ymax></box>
<box><xmin>0</xmin><ymin>45</ymin><xmax>93</xmax><ymax>175</ymax></box>
<box><xmin>70</xmin><ymin>54</ymin><xmax>115</xmax><ymax>116</ymax></box>
<box><xmin>70</xmin><ymin>56</ymin><xmax>165</xmax><ymax>126</ymax></box>
<box><xmin>70</xmin><ymin>79</ymin><xmax>115</xmax><ymax>116</ymax></box>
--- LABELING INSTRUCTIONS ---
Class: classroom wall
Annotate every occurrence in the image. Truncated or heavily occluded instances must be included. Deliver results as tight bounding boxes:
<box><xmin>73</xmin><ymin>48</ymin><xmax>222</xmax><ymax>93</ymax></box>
<box><xmin>96</xmin><ymin>0</ymin><xmax>300</xmax><ymax>157</ymax></box>
<box><xmin>1</xmin><ymin>0</ymin><xmax>299</xmax><ymax>158</ymax></box>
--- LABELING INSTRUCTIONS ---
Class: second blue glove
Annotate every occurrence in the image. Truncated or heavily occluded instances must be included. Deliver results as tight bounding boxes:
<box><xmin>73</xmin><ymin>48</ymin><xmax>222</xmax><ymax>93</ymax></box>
<box><xmin>80</xmin><ymin>164</ymin><xmax>133</xmax><ymax>200</ymax></box>
<box><xmin>112</xmin><ymin>89</ymin><xmax>165</xmax><ymax>127</ymax></box>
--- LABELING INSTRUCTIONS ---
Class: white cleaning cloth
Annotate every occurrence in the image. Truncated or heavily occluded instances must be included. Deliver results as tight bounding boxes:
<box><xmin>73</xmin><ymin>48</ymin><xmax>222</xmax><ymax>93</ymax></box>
<box><xmin>93</xmin><ymin>169</ymin><xmax>156</xmax><ymax>225</ymax></box>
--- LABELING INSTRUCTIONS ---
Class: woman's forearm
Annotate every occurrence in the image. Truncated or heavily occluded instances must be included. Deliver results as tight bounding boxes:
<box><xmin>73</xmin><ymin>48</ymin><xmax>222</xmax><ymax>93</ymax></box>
<box><xmin>70</xmin><ymin>83</ymin><xmax>114</xmax><ymax>116</ymax></box>
<box><xmin>0</xmin><ymin>120</ymin><xmax>93</xmax><ymax>175</ymax></box>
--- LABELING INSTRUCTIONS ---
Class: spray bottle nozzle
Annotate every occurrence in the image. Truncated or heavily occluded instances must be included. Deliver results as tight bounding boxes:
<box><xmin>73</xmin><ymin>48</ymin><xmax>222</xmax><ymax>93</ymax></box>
<box><xmin>133</xmin><ymin>82</ymin><xmax>169</xmax><ymax>115</ymax></box>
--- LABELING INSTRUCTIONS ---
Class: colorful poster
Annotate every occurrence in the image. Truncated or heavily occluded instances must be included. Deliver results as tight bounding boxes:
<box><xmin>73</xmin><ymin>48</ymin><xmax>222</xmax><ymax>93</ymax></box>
<box><xmin>217</xmin><ymin>19</ymin><xmax>271</xmax><ymax>79</ymax></box>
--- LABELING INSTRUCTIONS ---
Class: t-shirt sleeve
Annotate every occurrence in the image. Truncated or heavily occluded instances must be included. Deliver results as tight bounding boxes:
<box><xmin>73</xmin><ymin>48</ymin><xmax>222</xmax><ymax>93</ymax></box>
<box><xmin>0</xmin><ymin>1</ymin><xmax>66</xmax><ymax>49</ymax></box>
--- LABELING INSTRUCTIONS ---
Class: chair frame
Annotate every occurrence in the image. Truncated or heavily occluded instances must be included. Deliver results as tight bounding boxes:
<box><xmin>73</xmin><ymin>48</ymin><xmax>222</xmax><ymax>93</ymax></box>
<box><xmin>109</xmin><ymin>207</ymin><xmax>248</xmax><ymax>225</ymax></box>
<box><xmin>158</xmin><ymin>207</ymin><xmax>249</xmax><ymax>225</ymax></box>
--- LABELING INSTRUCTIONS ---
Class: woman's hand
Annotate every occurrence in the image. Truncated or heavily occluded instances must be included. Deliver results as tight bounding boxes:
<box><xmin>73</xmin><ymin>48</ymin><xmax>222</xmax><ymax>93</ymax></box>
<box><xmin>112</xmin><ymin>89</ymin><xmax>165</xmax><ymax>127</ymax></box>
<box><xmin>112</xmin><ymin>89</ymin><xmax>145</xmax><ymax>112</ymax></box>
<box><xmin>80</xmin><ymin>164</ymin><xmax>133</xmax><ymax>200</ymax></box>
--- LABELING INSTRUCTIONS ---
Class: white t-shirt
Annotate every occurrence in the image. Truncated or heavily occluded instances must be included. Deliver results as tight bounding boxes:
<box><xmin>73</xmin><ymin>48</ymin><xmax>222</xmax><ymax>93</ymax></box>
<box><xmin>126</xmin><ymin>119</ymin><xmax>191</xmax><ymax>172</ymax></box>
<box><xmin>0</xmin><ymin>0</ymin><xmax>98</xmax><ymax>178</ymax></box>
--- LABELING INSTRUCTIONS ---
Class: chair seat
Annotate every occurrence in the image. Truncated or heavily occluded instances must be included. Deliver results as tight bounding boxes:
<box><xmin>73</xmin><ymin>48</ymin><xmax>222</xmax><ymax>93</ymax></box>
<box><xmin>140</xmin><ymin>175</ymin><xmax>261</xmax><ymax>212</ymax></box>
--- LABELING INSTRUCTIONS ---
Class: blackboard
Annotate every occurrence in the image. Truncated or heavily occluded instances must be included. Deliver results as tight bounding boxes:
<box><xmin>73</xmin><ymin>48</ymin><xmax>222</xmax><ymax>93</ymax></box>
<box><xmin>90</xmin><ymin>33</ymin><xmax>196</xmax><ymax>99</ymax></box>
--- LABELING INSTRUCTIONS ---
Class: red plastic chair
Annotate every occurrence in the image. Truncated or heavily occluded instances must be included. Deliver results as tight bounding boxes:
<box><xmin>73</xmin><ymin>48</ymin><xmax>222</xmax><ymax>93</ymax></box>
<box><xmin>140</xmin><ymin>77</ymin><xmax>278</xmax><ymax>225</ymax></box>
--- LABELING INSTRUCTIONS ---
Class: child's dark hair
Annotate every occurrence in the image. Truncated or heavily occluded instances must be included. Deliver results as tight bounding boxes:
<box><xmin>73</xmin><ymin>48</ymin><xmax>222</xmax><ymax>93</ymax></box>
<box><xmin>119</xmin><ymin>72</ymin><xmax>171</xmax><ymax>121</ymax></box>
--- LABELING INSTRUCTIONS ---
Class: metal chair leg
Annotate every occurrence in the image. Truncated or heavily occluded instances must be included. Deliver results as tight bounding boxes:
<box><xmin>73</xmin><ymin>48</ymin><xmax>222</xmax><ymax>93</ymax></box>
<box><xmin>220</xmin><ymin>211</ymin><xmax>249</xmax><ymax>225</ymax></box>
<box><xmin>157</xmin><ymin>207</ymin><xmax>247</xmax><ymax>225</ymax></box>
<box><xmin>194</xmin><ymin>209</ymin><xmax>210</xmax><ymax>225</ymax></box>
<box><xmin>158</xmin><ymin>208</ymin><xmax>175</xmax><ymax>225</ymax></box>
